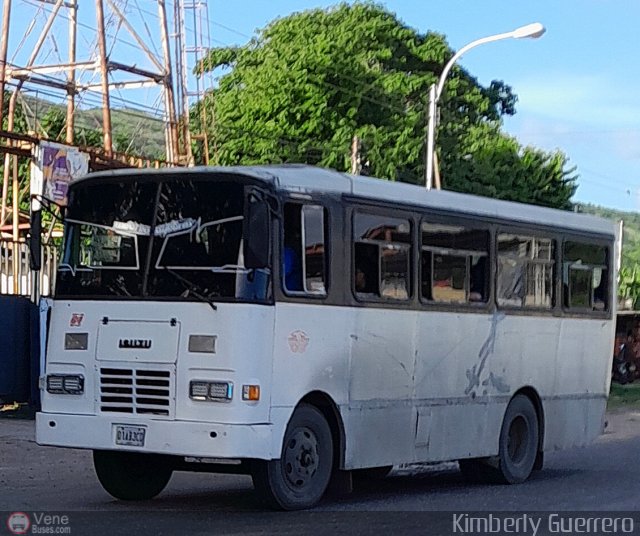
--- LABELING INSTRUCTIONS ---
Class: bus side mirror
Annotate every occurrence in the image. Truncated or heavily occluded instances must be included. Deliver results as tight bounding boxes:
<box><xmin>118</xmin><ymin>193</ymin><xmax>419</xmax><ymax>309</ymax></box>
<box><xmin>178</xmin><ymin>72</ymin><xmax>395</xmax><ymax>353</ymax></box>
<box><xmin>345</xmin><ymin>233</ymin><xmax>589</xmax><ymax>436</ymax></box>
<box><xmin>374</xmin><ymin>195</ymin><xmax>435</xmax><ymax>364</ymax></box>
<box><xmin>244</xmin><ymin>196</ymin><xmax>270</xmax><ymax>269</ymax></box>
<box><xmin>29</xmin><ymin>209</ymin><xmax>42</xmax><ymax>271</ymax></box>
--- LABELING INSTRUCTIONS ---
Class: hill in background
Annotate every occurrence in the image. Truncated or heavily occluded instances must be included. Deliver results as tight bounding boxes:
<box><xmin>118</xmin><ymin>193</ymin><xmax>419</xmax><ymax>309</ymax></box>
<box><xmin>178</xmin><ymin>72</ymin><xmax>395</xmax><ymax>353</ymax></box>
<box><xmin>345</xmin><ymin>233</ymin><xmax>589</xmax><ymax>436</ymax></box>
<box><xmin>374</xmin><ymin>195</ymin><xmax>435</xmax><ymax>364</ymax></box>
<box><xmin>21</xmin><ymin>95</ymin><xmax>166</xmax><ymax>159</ymax></box>
<box><xmin>576</xmin><ymin>203</ymin><xmax>640</xmax><ymax>272</ymax></box>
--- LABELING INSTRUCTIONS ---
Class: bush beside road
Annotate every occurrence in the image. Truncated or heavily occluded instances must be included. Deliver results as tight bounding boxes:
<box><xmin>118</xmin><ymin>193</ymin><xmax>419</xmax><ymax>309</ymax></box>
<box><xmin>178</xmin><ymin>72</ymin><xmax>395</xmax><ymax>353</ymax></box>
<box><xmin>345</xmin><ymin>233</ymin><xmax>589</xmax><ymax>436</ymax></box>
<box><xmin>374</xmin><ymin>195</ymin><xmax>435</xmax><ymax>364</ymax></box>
<box><xmin>608</xmin><ymin>383</ymin><xmax>640</xmax><ymax>410</ymax></box>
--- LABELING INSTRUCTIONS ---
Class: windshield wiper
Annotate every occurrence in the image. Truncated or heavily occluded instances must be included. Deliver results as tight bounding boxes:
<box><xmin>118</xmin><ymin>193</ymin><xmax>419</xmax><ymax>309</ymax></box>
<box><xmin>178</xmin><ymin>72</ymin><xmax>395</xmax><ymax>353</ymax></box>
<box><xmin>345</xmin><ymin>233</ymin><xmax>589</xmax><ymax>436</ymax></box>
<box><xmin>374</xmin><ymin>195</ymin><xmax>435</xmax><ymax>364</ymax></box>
<box><xmin>165</xmin><ymin>268</ymin><xmax>217</xmax><ymax>311</ymax></box>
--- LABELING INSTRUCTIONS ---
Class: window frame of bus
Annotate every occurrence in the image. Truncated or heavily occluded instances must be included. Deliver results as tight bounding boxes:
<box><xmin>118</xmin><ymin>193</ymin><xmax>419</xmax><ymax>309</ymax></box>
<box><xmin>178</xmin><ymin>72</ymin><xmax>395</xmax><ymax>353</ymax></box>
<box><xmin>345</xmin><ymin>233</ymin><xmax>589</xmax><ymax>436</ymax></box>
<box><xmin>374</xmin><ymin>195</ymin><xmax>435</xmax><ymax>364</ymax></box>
<box><xmin>495</xmin><ymin>230</ymin><xmax>556</xmax><ymax>311</ymax></box>
<box><xmin>281</xmin><ymin>200</ymin><xmax>329</xmax><ymax>298</ymax></box>
<box><xmin>417</xmin><ymin>215</ymin><xmax>492</xmax><ymax>310</ymax></box>
<box><xmin>561</xmin><ymin>238</ymin><xmax>611</xmax><ymax>315</ymax></box>
<box><xmin>351</xmin><ymin>209</ymin><xmax>413</xmax><ymax>303</ymax></box>
<box><xmin>420</xmin><ymin>220</ymin><xmax>491</xmax><ymax>307</ymax></box>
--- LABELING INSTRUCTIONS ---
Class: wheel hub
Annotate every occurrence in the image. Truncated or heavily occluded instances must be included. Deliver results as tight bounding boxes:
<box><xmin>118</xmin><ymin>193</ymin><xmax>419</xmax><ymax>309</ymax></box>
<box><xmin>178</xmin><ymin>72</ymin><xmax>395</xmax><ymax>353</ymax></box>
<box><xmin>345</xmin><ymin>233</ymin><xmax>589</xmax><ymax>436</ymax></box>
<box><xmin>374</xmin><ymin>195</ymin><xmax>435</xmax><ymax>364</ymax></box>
<box><xmin>283</xmin><ymin>427</ymin><xmax>319</xmax><ymax>488</ymax></box>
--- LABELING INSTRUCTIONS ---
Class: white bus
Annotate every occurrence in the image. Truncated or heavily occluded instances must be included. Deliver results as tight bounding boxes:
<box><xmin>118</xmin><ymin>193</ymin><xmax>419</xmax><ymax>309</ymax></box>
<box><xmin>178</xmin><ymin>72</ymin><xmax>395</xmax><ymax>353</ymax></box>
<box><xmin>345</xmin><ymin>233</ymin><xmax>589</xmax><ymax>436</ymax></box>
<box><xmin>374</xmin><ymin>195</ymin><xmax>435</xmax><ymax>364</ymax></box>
<box><xmin>36</xmin><ymin>165</ymin><xmax>617</xmax><ymax>509</ymax></box>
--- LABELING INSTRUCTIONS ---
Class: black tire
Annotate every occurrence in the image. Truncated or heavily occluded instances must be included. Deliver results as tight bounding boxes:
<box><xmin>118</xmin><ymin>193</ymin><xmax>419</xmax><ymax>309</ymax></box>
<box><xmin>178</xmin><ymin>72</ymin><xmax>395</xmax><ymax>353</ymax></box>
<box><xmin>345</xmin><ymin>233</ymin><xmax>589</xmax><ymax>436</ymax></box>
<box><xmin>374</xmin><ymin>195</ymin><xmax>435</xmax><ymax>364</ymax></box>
<box><xmin>353</xmin><ymin>465</ymin><xmax>393</xmax><ymax>481</ymax></box>
<box><xmin>93</xmin><ymin>450</ymin><xmax>173</xmax><ymax>500</ymax></box>
<box><xmin>459</xmin><ymin>396</ymin><xmax>539</xmax><ymax>485</ymax></box>
<box><xmin>252</xmin><ymin>404</ymin><xmax>333</xmax><ymax>510</ymax></box>
<box><xmin>495</xmin><ymin>395</ymin><xmax>539</xmax><ymax>484</ymax></box>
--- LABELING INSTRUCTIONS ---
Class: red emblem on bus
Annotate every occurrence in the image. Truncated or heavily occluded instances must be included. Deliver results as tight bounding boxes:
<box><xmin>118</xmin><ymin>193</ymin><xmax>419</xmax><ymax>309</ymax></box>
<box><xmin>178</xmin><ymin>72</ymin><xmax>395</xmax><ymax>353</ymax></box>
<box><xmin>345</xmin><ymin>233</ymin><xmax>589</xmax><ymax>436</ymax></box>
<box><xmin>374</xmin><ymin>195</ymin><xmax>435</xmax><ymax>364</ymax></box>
<box><xmin>288</xmin><ymin>330</ymin><xmax>309</xmax><ymax>353</ymax></box>
<box><xmin>69</xmin><ymin>313</ymin><xmax>84</xmax><ymax>327</ymax></box>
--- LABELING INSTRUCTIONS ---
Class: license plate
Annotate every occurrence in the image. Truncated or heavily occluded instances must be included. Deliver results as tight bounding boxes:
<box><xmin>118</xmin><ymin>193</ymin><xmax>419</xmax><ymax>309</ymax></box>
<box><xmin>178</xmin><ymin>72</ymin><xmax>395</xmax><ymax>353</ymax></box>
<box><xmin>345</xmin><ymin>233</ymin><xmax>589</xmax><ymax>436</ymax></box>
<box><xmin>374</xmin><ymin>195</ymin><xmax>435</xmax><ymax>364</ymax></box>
<box><xmin>114</xmin><ymin>424</ymin><xmax>146</xmax><ymax>447</ymax></box>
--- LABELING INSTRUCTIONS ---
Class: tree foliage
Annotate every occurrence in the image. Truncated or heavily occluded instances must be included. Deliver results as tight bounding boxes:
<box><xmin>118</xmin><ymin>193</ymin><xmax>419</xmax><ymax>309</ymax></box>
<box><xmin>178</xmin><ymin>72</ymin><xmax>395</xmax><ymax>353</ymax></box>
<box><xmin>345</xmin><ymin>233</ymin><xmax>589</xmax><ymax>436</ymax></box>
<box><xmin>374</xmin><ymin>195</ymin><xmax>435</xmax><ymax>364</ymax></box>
<box><xmin>578</xmin><ymin>202</ymin><xmax>640</xmax><ymax>307</ymax></box>
<box><xmin>198</xmin><ymin>2</ymin><xmax>577</xmax><ymax>208</ymax></box>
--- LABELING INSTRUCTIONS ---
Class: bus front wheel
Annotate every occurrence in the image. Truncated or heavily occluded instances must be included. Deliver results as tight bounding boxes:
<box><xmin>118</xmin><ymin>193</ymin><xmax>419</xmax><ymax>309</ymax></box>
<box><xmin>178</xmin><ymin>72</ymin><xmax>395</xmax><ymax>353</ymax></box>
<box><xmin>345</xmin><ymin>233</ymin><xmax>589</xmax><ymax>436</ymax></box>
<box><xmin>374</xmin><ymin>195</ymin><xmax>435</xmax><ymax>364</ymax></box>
<box><xmin>252</xmin><ymin>403</ymin><xmax>333</xmax><ymax>510</ymax></box>
<box><xmin>93</xmin><ymin>450</ymin><xmax>173</xmax><ymax>500</ymax></box>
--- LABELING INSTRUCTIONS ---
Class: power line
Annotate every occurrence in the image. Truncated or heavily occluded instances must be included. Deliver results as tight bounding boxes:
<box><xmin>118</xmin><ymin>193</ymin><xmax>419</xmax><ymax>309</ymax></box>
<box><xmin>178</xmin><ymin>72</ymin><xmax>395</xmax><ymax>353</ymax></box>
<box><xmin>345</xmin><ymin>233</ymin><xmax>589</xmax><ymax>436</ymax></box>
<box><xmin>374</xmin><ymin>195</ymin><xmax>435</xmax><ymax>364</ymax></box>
<box><xmin>8</xmin><ymin>80</ymin><xmax>166</xmax><ymax>125</ymax></box>
<box><xmin>9</xmin><ymin>79</ymin><xmax>343</xmax><ymax>160</ymax></box>
<box><xmin>19</xmin><ymin>0</ymin><xmax>163</xmax><ymax>61</ymax></box>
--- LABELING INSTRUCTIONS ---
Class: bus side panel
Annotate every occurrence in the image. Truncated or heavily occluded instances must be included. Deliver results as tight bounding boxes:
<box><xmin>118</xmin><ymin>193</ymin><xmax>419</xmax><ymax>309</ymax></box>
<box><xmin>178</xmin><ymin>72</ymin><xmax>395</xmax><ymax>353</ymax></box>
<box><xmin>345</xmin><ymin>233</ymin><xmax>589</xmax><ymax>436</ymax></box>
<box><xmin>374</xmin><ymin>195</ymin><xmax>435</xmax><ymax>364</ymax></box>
<box><xmin>342</xmin><ymin>307</ymin><xmax>417</xmax><ymax>469</ymax></box>
<box><xmin>269</xmin><ymin>305</ymin><xmax>613</xmax><ymax>466</ymax></box>
<box><xmin>543</xmin><ymin>317</ymin><xmax>613</xmax><ymax>450</ymax></box>
<box><xmin>269</xmin><ymin>303</ymin><xmax>351</xmax><ymax>460</ymax></box>
<box><xmin>413</xmin><ymin>311</ymin><xmax>505</xmax><ymax>461</ymax></box>
<box><xmin>412</xmin><ymin>312</ymin><xmax>613</xmax><ymax>462</ymax></box>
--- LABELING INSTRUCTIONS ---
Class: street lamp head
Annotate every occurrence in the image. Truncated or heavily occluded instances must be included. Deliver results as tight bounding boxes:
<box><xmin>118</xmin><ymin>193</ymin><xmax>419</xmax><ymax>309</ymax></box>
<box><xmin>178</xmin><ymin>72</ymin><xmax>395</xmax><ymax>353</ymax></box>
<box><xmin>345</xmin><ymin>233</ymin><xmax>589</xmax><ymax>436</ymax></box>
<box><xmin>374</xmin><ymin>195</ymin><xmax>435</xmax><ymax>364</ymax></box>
<box><xmin>425</xmin><ymin>21</ymin><xmax>546</xmax><ymax>190</ymax></box>
<box><xmin>511</xmin><ymin>22</ymin><xmax>546</xmax><ymax>39</ymax></box>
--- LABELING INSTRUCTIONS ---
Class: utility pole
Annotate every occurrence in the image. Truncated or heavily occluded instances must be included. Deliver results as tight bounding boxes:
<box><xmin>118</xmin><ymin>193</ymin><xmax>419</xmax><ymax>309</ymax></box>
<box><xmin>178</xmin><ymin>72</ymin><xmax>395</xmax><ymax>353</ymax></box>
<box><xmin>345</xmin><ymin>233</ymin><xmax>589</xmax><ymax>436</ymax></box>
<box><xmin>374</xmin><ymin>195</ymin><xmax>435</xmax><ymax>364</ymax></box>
<box><xmin>433</xmin><ymin>151</ymin><xmax>441</xmax><ymax>190</ymax></box>
<box><xmin>95</xmin><ymin>0</ymin><xmax>113</xmax><ymax>156</ymax></box>
<box><xmin>66</xmin><ymin>0</ymin><xmax>77</xmax><ymax>144</ymax></box>
<box><xmin>2</xmin><ymin>0</ymin><xmax>65</xmax><ymax>225</ymax></box>
<box><xmin>424</xmin><ymin>84</ymin><xmax>437</xmax><ymax>190</ymax></box>
<box><xmin>350</xmin><ymin>135</ymin><xmax>361</xmax><ymax>175</ymax></box>
<box><xmin>174</xmin><ymin>0</ymin><xmax>190</xmax><ymax>163</ymax></box>
<box><xmin>158</xmin><ymin>0</ymin><xmax>179</xmax><ymax>163</ymax></box>
<box><xmin>0</xmin><ymin>0</ymin><xmax>12</xmax><ymax>130</ymax></box>
<box><xmin>0</xmin><ymin>0</ymin><xmax>12</xmax><ymax>230</ymax></box>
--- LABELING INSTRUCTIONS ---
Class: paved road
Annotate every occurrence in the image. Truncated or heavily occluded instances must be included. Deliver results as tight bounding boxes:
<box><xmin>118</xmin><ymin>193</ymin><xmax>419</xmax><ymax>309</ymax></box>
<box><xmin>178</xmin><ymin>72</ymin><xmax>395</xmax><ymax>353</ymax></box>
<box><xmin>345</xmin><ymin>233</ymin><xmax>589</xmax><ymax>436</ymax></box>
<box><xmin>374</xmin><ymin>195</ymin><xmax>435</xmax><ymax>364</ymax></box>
<box><xmin>1</xmin><ymin>410</ymin><xmax>639</xmax><ymax>535</ymax></box>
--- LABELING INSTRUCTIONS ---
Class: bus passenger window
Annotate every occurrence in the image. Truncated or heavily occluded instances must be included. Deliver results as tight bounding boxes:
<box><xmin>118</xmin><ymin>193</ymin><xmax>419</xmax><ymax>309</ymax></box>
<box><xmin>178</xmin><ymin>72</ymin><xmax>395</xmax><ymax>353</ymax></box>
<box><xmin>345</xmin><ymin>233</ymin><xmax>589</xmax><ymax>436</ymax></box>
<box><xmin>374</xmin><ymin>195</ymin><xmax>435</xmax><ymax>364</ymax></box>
<box><xmin>421</xmin><ymin>223</ymin><xmax>488</xmax><ymax>304</ymax></box>
<box><xmin>381</xmin><ymin>244</ymin><xmax>409</xmax><ymax>299</ymax></box>
<box><xmin>353</xmin><ymin>212</ymin><xmax>411</xmax><ymax>301</ymax></box>
<box><xmin>563</xmin><ymin>242</ymin><xmax>608</xmax><ymax>312</ymax></box>
<box><xmin>354</xmin><ymin>242</ymin><xmax>379</xmax><ymax>296</ymax></box>
<box><xmin>302</xmin><ymin>205</ymin><xmax>328</xmax><ymax>295</ymax></box>
<box><xmin>283</xmin><ymin>202</ymin><xmax>328</xmax><ymax>295</ymax></box>
<box><xmin>421</xmin><ymin>251</ymin><xmax>433</xmax><ymax>300</ymax></box>
<box><xmin>497</xmin><ymin>234</ymin><xmax>554</xmax><ymax>309</ymax></box>
<box><xmin>469</xmin><ymin>256</ymin><xmax>487</xmax><ymax>302</ymax></box>
<box><xmin>283</xmin><ymin>204</ymin><xmax>303</xmax><ymax>291</ymax></box>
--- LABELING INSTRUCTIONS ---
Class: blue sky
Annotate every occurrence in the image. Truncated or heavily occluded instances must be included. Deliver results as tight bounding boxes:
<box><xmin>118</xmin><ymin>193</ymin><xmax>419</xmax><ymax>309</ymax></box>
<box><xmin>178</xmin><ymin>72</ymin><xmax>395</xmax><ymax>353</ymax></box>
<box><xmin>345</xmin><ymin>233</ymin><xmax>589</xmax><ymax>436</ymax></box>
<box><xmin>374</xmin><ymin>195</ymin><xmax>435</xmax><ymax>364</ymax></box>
<box><xmin>8</xmin><ymin>1</ymin><xmax>639</xmax><ymax>211</ymax></box>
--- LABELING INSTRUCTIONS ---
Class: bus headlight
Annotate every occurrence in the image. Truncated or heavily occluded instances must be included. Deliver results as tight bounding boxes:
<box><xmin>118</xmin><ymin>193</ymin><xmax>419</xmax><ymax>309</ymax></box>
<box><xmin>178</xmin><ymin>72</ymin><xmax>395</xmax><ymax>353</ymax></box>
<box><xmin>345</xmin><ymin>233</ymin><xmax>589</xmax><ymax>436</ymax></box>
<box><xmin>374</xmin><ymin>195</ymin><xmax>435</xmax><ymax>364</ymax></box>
<box><xmin>46</xmin><ymin>374</ymin><xmax>84</xmax><ymax>395</ymax></box>
<box><xmin>189</xmin><ymin>381</ymin><xmax>233</xmax><ymax>402</ymax></box>
<box><xmin>65</xmin><ymin>332</ymin><xmax>88</xmax><ymax>350</ymax></box>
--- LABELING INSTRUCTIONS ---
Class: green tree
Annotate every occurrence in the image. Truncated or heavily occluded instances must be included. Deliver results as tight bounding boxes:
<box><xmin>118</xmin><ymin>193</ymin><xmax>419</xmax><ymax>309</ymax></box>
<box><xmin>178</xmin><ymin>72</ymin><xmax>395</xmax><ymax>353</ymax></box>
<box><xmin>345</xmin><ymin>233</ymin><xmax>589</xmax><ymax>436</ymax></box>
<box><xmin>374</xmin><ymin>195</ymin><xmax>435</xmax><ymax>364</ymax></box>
<box><xmin>197</xmin><ymin>2</ymin><xmax>576</xmax><ymax>208</ymax></box>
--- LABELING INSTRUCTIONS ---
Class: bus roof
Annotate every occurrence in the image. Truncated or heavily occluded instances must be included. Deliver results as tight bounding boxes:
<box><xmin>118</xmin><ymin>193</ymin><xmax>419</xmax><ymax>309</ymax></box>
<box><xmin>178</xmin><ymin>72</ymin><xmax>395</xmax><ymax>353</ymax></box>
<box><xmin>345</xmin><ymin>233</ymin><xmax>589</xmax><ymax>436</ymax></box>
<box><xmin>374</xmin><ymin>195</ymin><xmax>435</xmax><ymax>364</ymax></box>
<box><xmin>81</xmin><ymin>164</ymin><xmax>616</xmax><ymax>237</ymax></box>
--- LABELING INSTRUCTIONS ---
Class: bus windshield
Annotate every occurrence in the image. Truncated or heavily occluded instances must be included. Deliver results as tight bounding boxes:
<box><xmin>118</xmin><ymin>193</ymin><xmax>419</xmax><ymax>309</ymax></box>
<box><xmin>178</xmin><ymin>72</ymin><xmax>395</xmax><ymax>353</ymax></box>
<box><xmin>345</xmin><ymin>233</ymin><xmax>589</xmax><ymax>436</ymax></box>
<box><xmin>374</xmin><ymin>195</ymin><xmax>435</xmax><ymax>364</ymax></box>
<box><xmin>56</xmin><ymin>176</ymin><xmax>271</xmax><ymax>301</ymax></box>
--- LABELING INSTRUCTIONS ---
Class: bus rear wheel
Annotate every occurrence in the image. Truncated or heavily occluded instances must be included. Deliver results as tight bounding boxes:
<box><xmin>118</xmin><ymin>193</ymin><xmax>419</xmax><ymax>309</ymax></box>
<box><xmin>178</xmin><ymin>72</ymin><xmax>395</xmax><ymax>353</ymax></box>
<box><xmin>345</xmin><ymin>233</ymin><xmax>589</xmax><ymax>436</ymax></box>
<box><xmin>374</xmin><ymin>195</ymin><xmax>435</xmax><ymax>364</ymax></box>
<box><xmin>93</xmin><ymin>450</ymin><xmax>173</xmax><ymax>500</ymax></box>
<box><xmin>496</xmin><ymin>394</ymin><xmax>539</xmax><ymax>484</ymax></box>
<box><xmin>252</xmin><ymin>403</ymin><xmax>333</xmax><ymax>510</ymax></box>
<box><xmin>459</xmin><ymin>395</ymin><xmax>539</xmax><ymax>485</ymax></box>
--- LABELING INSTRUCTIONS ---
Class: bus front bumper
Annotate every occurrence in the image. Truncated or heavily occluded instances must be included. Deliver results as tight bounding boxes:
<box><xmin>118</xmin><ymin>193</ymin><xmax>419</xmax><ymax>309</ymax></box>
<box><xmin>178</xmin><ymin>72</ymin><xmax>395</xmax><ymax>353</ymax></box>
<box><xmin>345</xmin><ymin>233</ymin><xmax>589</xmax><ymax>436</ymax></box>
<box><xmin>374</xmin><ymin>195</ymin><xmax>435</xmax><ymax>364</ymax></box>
<box><xmin>36</xmin><ymin>412</ymin><xmax>275</xmax><ymax>460</ymax></box>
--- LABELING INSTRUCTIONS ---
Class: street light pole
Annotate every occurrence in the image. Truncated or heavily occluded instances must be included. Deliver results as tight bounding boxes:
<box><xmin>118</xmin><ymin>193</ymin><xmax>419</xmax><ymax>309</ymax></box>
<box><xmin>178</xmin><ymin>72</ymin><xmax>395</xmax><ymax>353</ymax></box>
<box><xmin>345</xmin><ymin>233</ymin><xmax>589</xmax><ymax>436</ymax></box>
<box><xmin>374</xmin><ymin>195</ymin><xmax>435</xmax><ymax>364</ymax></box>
<box><xmin>425</xmin><ymin>22</ymin><xmax>546</xmax><ymax>190</ymax></box>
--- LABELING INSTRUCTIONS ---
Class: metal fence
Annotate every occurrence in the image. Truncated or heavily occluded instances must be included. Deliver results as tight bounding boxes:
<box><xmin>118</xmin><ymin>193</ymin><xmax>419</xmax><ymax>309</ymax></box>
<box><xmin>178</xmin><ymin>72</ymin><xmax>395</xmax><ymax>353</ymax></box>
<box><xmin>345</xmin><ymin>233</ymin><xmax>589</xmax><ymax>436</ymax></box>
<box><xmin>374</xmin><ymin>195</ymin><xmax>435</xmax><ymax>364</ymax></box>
<box><xmin>0</xmin><ymin>241</ymin><xmax>58</xmax><ymax>297</ymax></box>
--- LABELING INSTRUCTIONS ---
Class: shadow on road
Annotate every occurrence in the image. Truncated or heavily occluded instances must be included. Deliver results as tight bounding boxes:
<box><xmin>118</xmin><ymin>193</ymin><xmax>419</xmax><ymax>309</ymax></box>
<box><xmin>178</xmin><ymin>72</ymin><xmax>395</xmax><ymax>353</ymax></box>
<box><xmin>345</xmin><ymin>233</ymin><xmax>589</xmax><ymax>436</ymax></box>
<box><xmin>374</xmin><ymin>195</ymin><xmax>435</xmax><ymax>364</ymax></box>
<box><xmin>109</xmin><ymin>464</ymin><xmax>585</xmax><ymax>513</ymax></box>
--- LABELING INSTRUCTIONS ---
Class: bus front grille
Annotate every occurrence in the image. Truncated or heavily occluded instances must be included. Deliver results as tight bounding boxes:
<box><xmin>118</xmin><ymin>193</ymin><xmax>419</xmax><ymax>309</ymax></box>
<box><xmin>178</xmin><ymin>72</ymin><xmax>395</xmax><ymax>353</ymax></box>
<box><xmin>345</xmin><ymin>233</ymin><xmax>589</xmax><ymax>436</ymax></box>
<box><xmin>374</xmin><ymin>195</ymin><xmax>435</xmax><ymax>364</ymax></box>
<box><xmin>99</xmin><ymin>368</ymin><xmax>173</xmax><ymax>417</ymax></box>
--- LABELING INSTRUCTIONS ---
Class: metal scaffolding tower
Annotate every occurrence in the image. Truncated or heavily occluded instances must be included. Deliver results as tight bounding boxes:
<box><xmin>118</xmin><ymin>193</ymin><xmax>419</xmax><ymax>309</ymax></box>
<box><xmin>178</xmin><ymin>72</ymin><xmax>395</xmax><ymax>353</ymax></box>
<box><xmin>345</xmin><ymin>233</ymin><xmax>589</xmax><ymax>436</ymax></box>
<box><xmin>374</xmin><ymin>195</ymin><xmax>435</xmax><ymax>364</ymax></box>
<box><xmin>0</xmin><ymin>0</ymin><xmax>209</xmax><ymax>247</ymax></box>
<box><xmin>0</xmin><ymin>0</ymin><xmax>183</xmax><ymax>164</ymax></box>
<box><xmin>173</xmin><ymin>0</ymin><xmax>214</xmax><ymax>165</ymax></box>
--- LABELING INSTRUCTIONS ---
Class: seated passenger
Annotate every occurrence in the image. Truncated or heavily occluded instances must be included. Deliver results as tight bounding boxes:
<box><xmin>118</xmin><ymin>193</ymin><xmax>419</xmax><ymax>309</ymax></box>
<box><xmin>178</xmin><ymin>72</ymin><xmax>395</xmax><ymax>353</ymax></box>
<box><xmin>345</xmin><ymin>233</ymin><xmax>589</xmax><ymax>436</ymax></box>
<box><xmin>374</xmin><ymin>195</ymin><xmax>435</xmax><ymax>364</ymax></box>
<box><xmin>284</xmin><ymin>245</ymin><xmax>303</xmax><ymax>291</ymax></box>
<box><xmin>469</xmin><ymin>257</ymin><xmax>487</xmax><ymax>302</ymax></box>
